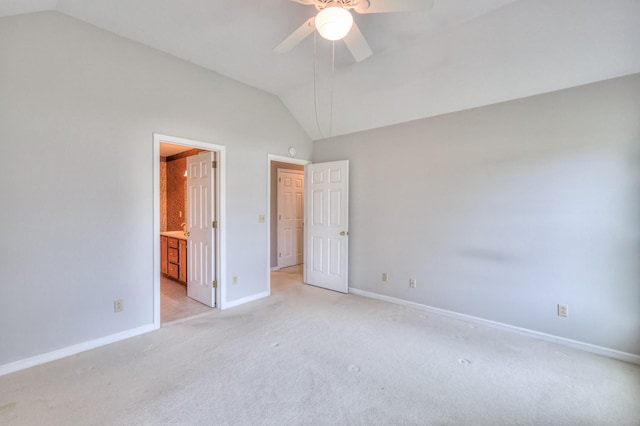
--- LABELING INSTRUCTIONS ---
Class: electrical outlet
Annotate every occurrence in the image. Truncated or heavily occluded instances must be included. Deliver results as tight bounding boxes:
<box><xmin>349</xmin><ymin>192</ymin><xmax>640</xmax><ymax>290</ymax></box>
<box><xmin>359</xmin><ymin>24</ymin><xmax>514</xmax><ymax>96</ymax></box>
<box><xmin>382</xmin><ymin>272</ymin><xmax>388</xmax><ymax>282</ymax></box>
<box><xmin>409</xmin><ymin>278</ymin><xmax>417</xmax><ymax>288</ymax></box>
<box><xmin>557</xmin><ymin>304</ymin><xmax>568</xmax><ymax>317</ymax></box>
<box><xmin>233</xmin><ymin>276</ymin><xmax>238</xmax><ymax>285</ymax></box>
<box><xmin>114</xmin><ymin>299</ymin><xmax>123</xmax><ymax>313</ymax></box>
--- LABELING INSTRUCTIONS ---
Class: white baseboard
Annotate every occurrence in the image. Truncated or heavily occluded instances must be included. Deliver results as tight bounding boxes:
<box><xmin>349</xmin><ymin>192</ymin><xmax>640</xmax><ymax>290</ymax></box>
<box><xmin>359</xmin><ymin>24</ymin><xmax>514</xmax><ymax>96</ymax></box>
<box><xmin>0</xmin><ymin>323</ymin><xmax>158</xmax><ymax>377</ymax></box>
<box><xmin>6</xmin><ymin>289</ymin><xmax>636</xmax><ymax>377</ymax></box>
<box><xmin>349</xmin><ymin>288</ymin><xmax>640</xmax><ymax>365</ymax></box>
<box><xmin>223</xmin><ymin>290</ymin><xmax>270</xmax><ymax>309</ymax></box>
<box><xmin>270</xmin><ymin>267</ymin><xmax>280</xmax><ymax>271</ymax></box>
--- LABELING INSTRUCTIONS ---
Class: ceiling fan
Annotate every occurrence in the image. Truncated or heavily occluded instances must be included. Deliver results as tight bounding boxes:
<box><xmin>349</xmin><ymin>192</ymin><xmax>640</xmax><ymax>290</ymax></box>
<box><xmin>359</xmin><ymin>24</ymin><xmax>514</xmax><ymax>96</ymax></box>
<box><xmin>274</xmin><ymin>0</ymin><xmax>435</xmax><ymax>62</ymax></box>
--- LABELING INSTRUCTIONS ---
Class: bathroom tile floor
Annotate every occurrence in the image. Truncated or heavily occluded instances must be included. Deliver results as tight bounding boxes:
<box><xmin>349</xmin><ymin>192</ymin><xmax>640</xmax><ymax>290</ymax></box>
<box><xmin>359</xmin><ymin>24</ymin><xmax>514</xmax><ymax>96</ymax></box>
<box><xmin>160</xmin><ymin>276</ymin><xmax>211</xmax><ymax>323</ymax></box>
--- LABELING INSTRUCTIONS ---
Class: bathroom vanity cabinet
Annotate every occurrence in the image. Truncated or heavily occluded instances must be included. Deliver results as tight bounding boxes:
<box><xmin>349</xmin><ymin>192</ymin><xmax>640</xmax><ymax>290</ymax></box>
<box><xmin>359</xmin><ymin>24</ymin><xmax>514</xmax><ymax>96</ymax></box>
<box><xmin>160</xmin><ymin>234</ymin><xmax>187</xmax><ymax>284</ymax></box>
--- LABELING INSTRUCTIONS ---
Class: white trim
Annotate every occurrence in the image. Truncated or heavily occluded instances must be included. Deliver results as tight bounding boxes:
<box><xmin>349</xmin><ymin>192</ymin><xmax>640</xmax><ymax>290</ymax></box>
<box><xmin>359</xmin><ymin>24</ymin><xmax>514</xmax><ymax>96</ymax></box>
<box><xmin>217</xmin><ymin>146</ymin><xmax>227</xmax><ymax>310</ymax></box>
<box><xmin>271</xmin><ymin>267</ymin><xmax>281</xmax><ymax>271</ymax></box>
<box><xmin>0</xmin><ymin>324</ymin><xmax>156</xmax><ymax>377</ymax></box>
<box><xmin>266</xmin><ymin>154</ymin><xmax>311</xmax><ymax>297</ymax></box>
<box><xmin>223</xmin><ymin>291</ymin><xmax>270</xmax><ymax>309</ymax></box>
<box><xmin>349</xmin><ymin>288</ymin><xmax>640</xmax><ymax>365</ymax></box>
<box><xmin>153</xmin><ymin>133</ymin><xmax>227</xmax><ymax>320</ymax></box>
<box><xmin>153</xmin><ymin>142</ymin><xmax>161</xmax><ymax>326</ymax></box>
<box><xmin>268</xmin><ymin>154</ymin><xmax>310</xmax><ymax>166</ymax></box>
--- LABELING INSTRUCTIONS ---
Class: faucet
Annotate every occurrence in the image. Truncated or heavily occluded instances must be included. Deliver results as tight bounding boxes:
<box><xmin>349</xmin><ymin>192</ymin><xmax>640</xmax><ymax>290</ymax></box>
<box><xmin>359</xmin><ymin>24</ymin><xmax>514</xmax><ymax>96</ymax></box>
<box><xmin>181</xmin><ymin>222</ymin><xmax>187</xmax><ymax>233</ymax></box>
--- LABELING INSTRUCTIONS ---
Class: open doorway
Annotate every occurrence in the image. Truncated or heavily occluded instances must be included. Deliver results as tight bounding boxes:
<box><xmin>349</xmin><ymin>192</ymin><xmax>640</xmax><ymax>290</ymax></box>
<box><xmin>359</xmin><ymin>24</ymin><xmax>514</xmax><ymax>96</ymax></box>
<box><xmin>159</xmin><ymin>143</ymin><xmax>211</xmax><ymax>322</ymax></box>
<box><xmin>154</xmin><ymin>134</ymin><xmax>226</xmax><ymax>327</ymax></box>
<box><xmin>267</xmin><ymin>155</ymin><xmax>310</xmax><ymax>293</ymax></box>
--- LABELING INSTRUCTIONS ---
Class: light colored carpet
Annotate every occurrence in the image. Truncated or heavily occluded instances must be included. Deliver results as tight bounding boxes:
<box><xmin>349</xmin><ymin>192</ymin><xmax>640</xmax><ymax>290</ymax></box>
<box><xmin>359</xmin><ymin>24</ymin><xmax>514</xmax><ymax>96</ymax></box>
<box><xmin>1</xmin><ymin>265</ymin><xmax>639</xmax><ymax>425</ymax></box>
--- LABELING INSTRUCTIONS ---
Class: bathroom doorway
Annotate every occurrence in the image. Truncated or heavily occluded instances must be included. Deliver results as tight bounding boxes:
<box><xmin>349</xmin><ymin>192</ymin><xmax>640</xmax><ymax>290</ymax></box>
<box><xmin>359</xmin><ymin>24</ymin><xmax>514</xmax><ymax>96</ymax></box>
<box><xmin>154</xmin><ymin>134</ymin><xmax>226</xmax><ymax>326</ymax></box>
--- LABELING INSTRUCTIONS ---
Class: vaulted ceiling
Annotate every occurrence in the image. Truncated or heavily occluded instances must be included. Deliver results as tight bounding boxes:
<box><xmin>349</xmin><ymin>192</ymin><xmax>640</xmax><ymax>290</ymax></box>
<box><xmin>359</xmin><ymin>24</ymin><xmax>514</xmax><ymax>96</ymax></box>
<box><xmin>2</xmin><ymin>0</ymin><xmax>639</xmax><ymax>140</ymax></box>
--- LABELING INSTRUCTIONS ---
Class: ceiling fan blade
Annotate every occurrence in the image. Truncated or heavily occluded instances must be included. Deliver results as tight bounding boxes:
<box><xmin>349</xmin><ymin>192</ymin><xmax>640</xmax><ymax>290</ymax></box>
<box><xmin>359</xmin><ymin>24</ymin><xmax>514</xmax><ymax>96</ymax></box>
<box><xmin>354</xmin><ymin>0</ymin><xmax>434</xmax><ymax>14</ymax></box>
<box><xmin>274</xmin><ymin>17</ymin><xmax>316</xmax><ymax>53</ymax></box>
<box><xmin>343</xmin><ymin>22</ymin><xmax>373</xmax><ymax>62</ymax></box>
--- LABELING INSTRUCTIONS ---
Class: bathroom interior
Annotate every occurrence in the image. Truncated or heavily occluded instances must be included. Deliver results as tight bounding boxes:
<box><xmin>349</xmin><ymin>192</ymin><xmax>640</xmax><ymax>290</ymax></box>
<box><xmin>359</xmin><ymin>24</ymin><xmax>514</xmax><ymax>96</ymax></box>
<box><xmin>159</xmin><ymin>143</ymin><xmax>211</xmax><ymax>323</ymax></box>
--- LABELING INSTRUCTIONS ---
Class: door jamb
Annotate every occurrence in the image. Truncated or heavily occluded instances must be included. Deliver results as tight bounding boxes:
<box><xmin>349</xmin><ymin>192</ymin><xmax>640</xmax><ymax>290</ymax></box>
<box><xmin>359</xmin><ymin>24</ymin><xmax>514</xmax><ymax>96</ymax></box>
<box><xmin>153</xmin><ymin>133</ymin><xmax>227</xmax><ymax>328</ymax></box>
<box><xmin>267</xmin><ymin>154</ymin><xmax>310</xmax><ymax>296</ymax></box>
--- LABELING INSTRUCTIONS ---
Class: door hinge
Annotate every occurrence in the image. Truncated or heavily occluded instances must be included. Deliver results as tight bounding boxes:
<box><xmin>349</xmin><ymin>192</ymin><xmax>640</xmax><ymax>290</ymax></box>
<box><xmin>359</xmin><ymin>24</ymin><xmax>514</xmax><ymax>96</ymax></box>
<box><xmin>212</xmin><ymin>220</ymin><xmax>217</xmax><ymax>229</ymax></box>
<box><xmin>279</xmin><ymin>177</ymin><xmax>281</xmax><ymax>183</ymax></box>
<box><xmin>212</xmin><ymin>161</ymin><xmax>217</xmax><ymax>169</ymax></box>
<box><xmin>279</xmin><ymin>252</ymin><xmax>282</xmax><ymax>258</ymax></box>
<box><xmin>212</xmin><ymin>280</ymin><xmax>217</xmax><ymax>288</ymax></box>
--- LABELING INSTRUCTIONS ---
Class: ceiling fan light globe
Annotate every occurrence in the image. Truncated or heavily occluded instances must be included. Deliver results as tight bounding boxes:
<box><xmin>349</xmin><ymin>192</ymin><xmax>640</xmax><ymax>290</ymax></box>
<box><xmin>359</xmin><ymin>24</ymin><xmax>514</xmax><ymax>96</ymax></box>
<box><xmin>315</xmin><ymin>6</ymin><xmax>354</xmax><ymax>41</ymax></box>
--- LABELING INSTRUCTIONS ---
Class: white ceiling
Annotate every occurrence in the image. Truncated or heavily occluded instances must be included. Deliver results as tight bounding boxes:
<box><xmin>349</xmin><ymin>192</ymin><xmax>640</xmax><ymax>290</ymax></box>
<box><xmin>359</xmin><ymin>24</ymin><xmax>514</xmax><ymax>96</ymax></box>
<box><xmin>2</xmin><ymin>0</ymin><xmax>639</xmax><ymax>140</ymax></box>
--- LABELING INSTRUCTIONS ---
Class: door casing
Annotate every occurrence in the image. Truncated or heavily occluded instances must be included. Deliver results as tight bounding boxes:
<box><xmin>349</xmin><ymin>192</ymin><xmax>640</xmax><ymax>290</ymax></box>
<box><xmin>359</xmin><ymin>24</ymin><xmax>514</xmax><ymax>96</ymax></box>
<box><xmin>153</xmin><ymin>133</ymin><xmax>226</xmax><ymax>328</ymax></box>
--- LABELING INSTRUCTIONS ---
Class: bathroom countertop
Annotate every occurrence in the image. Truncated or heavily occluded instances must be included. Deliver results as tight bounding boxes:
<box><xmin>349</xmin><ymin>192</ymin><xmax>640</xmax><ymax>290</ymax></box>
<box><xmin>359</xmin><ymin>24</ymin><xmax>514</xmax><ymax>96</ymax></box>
<box><xmin>160</xmin><ymin>231</ymin><xmax>188</xmax><ymax>240</ymax></box>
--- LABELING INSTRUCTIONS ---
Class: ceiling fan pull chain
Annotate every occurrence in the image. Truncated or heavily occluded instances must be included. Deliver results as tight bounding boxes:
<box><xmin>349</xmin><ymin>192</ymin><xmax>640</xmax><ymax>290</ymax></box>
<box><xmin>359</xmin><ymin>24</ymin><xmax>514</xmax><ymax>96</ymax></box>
<box><xmin>313</xmin><ymin>31</ymin><xmax>326</xmax><ymax>139</ymax></box>
<box><xmin>330</xmin><ymin>40</ymin><xmax>336</xmax><ymax>137</ymax></box>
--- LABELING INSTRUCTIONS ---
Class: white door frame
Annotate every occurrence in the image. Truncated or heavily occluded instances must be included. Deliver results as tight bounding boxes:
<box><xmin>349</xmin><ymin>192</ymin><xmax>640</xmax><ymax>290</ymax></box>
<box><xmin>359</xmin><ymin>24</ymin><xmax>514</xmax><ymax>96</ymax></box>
<box><xmin>153</xmin><ymin>133</ymin><xmax>227</xmax><ymax>328</ymax></box>
<box><xmin>266</xmin><ymin>154</ymin><xmax>310</xmax><ymax>295</ymax></box>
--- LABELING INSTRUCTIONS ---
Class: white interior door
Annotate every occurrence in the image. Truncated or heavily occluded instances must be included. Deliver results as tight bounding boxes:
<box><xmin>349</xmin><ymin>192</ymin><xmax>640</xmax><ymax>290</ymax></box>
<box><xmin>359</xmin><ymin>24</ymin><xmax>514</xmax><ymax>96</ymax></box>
<box><xmin>187</xmin><ymin>151</ymin><xmax>216</xmax><ymax>307</ymax></box>
<box><xmin>305</xmin><ymin>160</ymin><xmax>349</xmax><ymax>293</ymax></box>
<box><xmin>278</xmin><ymin>169</ymin><xmax>304</xmax><ymax>269</ymax></box>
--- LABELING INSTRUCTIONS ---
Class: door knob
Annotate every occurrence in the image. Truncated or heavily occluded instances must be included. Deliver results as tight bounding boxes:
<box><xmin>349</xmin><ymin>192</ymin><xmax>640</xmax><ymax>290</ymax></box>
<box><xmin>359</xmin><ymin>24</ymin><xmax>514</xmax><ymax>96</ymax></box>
<box><xmin>340</xmin><ymin>231</ymin><xmax>347</xmax><ymax>236</ymax></box>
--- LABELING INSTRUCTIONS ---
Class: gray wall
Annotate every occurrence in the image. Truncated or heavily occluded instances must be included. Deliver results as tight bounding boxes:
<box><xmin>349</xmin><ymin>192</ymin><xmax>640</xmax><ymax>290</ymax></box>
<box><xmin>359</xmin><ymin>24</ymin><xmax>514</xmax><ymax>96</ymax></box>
<box><xmin>0</xmin><ymin>12</ymin><xmax>311</xmax><ymax>365</ymax></box>
<box><xmin>313</xmin><ymin>74</ymin><xmax>640</xmax><ymax>356</ymax></box>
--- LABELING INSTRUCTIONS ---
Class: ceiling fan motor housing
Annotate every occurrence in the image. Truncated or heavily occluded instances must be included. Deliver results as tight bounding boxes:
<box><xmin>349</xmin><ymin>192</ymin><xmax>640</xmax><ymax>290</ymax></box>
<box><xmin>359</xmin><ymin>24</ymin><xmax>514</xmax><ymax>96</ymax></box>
<box><xmin>314</xmin><ymin>0</ymin><xmax>364</xmax><ymax>11</ymax></box>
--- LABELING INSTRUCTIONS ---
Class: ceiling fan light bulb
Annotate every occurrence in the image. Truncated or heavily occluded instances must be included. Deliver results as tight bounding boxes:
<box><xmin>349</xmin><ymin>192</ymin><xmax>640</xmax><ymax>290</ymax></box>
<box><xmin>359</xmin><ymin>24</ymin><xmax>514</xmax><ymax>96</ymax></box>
<box><xmin>315</xmin><ymin>6</ymin><xmax>354</xmax><ymax>41</ymax></box>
